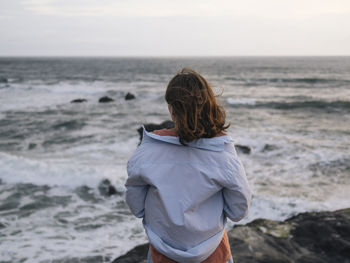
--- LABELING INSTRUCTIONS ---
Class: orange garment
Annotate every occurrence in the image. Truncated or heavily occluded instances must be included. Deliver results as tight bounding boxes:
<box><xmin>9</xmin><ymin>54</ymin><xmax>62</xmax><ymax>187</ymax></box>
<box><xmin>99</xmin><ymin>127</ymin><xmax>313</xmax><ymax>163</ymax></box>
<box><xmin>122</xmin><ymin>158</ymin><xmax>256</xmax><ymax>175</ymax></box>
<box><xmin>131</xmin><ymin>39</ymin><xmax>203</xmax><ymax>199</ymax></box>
<box><xmin>150</xmin><ymin>129</ymin><xmax>232</xmax><ymax>263</ymax></box>
<box><xmin>150</xmin><ymin>231</ymin><xmax>231</xmax><ymax>263</ymax></box>
<box><xmin>153</xmin><ymin>128</ymin><xmax>178</xmax><ymax>137</ymax></box>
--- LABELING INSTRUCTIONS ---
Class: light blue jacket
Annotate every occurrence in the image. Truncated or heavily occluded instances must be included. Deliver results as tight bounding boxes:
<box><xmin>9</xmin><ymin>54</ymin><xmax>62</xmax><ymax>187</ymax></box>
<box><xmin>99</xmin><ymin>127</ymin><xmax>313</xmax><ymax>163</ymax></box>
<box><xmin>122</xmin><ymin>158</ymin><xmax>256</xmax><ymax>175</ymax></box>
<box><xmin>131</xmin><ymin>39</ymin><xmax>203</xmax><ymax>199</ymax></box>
<box><xmin>126</xmin><ymin>128</ymin><xmax>251</xmax><ymax>263</ymax></box>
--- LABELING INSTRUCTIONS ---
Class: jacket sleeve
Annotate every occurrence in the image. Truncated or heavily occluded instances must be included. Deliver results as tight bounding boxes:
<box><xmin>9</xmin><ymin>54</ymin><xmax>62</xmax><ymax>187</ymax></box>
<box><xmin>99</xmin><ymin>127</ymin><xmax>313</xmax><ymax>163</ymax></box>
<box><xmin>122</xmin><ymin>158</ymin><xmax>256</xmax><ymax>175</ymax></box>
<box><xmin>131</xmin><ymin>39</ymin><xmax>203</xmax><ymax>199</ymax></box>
<box><xmin>125</xmin><ymin>158</ymin><xmax>149</xmax><ymax>218</ymax></box>
<box><xmin>222</xmin><ymin>159</ymin><xmax>252</xmax><ymax>222</ymax></box>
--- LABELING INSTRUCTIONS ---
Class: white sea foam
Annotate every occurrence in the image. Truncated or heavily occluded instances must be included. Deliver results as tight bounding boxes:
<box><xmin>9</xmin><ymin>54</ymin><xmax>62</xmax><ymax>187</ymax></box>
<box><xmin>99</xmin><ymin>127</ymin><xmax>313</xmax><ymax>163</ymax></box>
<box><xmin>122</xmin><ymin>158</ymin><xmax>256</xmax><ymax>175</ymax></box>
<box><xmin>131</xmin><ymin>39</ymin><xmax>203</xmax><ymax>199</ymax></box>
<box><xmin>0</xmin><ymin>152</ymin><xmax>127</xmax><ymax>189</ymax></box>
<box><xmin>0</xmin><ymin>185</ymin><xmax>147</xmax><ymax>263</ymax></box>
<box><xmin>0</xmin><ymin>81</ymin><xmax>139</xmax><ymax>112</ymax></box>
<box><xmin>227</xmin><ymin>97</ymin><xmax>256</xmax><ymax>105</ymax></box>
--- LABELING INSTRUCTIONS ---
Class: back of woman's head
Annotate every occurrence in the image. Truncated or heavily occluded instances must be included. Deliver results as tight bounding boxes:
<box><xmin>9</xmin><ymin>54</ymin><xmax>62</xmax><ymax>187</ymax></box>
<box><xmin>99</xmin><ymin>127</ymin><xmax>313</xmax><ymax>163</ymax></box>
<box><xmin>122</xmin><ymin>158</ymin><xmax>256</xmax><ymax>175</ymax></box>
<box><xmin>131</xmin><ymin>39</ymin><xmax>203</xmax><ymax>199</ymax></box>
<box><xmin>165</xmin><ymin>68</ymin><xmax>229</xmax><ymax>145</ymax></box>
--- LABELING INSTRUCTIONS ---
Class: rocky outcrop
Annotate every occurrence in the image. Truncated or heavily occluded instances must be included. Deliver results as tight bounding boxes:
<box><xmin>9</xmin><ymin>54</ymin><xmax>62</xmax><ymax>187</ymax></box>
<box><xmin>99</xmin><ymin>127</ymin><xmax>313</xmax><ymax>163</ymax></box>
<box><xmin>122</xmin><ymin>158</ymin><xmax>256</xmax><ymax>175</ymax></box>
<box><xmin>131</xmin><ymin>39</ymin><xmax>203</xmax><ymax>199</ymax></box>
<box><xmin>235</xmin><ymin>145</ymin><xmax>252</xmax><ymax>154</ymax></box>
<box><xmin>112</xmin><ymin>244</ymin><xmax>149</xmax><ymax>263</ymax></box>
<box><xmin>0</xmin><ymin>77</ymin><xmax>8</xmax><ymax>83</ymax></box>
<box><xmin>125</xmin><ymin>92</ymin><xmax>136</xmax><ymax>101</ymax></box>
<box><xmin>98</xmin><ymin>179</ymin><xmax>122</xmax><ymax>197</ymax></box>
<box><xmin>112</xmin><ymin>208</ymin><xmax>350</xmax><ymax>263</ymax></box>
<box><xmin>99</xmin><ymin>96</ymin><xmax>114</xmax><ymax>103</ymax></box>
<box><xmin>71</xmin><ymin>98</ymin><xmax>87</xmax><ymax>103</ymax></box>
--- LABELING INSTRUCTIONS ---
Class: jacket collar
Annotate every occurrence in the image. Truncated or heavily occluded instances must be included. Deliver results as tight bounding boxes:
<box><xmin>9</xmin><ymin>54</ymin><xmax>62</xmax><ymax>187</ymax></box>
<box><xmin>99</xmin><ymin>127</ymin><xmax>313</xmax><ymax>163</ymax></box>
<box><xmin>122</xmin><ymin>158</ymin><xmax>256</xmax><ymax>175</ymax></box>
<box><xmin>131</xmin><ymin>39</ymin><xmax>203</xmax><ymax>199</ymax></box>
<box><xmin>142</xmin><ymin>126</ymin><xmax>233</xmax><ymax>152</ymax></box>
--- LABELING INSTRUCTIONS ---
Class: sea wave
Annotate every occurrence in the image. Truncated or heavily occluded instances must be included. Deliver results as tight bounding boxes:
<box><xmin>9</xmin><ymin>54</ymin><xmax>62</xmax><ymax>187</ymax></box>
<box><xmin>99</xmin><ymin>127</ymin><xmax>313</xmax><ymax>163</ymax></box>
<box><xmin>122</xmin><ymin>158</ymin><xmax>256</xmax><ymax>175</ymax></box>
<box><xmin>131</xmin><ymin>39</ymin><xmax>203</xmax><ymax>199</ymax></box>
<box><xmin>227</xmin><ymin>99</ymin><xmax>350</xmax><ymax>111</ymax></box>
<box><xmin>257</xmin><ymin>77</ymin><xmax>348</xmax><ymax>84</ymax></box>
<box><xmin>226</xmin><ymin>98</ymin><xmax>256</xmax><ymax>105</ymax></box>
<box><xmin>224</xmin><ymin>76</ymin><xmax>350</xmax><ymax>86</ymax></box>
<box><xmin>260</xmin><ymin>100</ymin><xmax>350</xmax><ymax>111</ymax></box>
<box><xmin>0</xmin><ymin>152</ymin><xmax>126</xmax><ymax>188</ymax></box>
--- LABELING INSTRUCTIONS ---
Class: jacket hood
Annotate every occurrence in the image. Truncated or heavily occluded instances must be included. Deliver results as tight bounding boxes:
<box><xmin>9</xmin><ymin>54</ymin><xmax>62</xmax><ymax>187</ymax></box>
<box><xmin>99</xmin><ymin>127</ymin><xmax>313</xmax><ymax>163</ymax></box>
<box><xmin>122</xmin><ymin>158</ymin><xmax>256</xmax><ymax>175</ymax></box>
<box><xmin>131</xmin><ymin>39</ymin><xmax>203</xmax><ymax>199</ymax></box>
<box><xmin>142</xmin><ymin>126</ymin><xmax>233</xmax><ymax>152</ymax></box>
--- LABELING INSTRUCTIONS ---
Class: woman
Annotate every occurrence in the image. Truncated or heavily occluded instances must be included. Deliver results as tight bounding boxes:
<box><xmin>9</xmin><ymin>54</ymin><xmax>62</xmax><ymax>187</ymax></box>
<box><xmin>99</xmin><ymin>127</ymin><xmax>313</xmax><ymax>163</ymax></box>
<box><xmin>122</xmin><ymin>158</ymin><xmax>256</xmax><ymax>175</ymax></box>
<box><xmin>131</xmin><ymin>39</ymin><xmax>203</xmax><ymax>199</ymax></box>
<box><xmin>126</xmin><ymin>68</ymin><xmax>251</xmax><ymax>263</ymax></box>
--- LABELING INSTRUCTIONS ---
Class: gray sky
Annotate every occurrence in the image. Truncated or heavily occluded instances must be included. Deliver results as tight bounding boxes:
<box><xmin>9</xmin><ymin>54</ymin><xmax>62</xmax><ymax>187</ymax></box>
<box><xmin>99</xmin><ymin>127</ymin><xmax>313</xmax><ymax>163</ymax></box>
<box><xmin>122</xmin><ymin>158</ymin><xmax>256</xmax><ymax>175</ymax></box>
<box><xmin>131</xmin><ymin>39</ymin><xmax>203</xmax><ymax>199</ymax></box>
<box><xmin>1</xmin><ymin>0</ymin><xmax>350</xmax><ymax>56</ymax></box>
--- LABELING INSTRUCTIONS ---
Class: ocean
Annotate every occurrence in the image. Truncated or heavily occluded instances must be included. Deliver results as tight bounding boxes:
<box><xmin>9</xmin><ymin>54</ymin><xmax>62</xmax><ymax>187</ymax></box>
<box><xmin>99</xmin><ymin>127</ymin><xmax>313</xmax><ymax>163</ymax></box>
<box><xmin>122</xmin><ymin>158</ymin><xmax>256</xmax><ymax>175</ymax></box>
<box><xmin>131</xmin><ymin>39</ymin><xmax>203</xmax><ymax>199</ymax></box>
<box><xmin>0</xmin><ymin>57</ymin><xmax>349</xmax><ymax>263</ymax></box>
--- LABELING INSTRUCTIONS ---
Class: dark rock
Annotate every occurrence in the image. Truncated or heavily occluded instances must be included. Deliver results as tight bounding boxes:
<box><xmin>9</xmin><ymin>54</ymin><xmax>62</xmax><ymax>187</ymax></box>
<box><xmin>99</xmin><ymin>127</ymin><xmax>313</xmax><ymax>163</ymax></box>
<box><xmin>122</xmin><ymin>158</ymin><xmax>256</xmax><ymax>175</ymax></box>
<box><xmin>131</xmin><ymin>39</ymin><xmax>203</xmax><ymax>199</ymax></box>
<box><xmin>28</xmin><ymin>143</ymin><xmax>37</xmax><ymax>150</ymax></box>
<box><xmin>111</xmin><ymin>208</ymin><xmax>350</xmax><ymax>263</ymax></box>
<box><xmin>0</xmin><ymin>77</ymin><xmax>8</xmax><ymax>83</ymax></box>
<box><xmin>229</xmin><ymin>208</ymin><xmax>350</xmax><ymax>263</ymax></box>
<box><xmin>125</xmin><ymin>92</ymin><xmax>136</xmax><ymax>100</ymax></box>
<box><xmin>0</xmin><ymin>222</ymin><xmax>7</xmax><ymax>229</ymax></box>
<box><xmin>262</xmin><ymin>144</ymin><xmax>279</xmax><ymax>152</ymax></box>
<box><xmin>98</xmin><ymin>96</ymin><xmax>114</xmax><ymax>103</ymax></box>
<box><xmin>137</xmin><ymin>120</ymin><xmax>175</xmax><ymax>142</ymax></box>
<box><xmin>98</xmin><ymin>179</ymin><xmax>122</xmax><ymax>197</ymax></box>
<box><xmin>71</xmin><ymin>98</ymin><xmax>87</xmax><ymax>103</ymax></box>
<box><xmin>235</xmin><ymin>144</ymin><xmax>252</xmax><ymax>154</ymax></box>
<box><xmin>112</xmin><ymin>243</ymin><xmax>149</xmax><ymax>263</ymax></box>
<box><xmin>290</xmin><ymin>209</ymin><xmax>350</xmax><ymax>262</ymax></box>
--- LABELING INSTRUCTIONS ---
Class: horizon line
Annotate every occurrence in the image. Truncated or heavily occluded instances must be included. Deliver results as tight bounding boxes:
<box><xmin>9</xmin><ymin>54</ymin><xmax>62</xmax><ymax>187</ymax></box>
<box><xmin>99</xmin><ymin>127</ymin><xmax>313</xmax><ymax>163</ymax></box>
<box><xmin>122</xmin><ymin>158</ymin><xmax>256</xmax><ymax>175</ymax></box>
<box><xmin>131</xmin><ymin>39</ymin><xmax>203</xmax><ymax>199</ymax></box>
<box><xmin>0</xmin><ymin>54</ymin><xmax>350</xmax><ymax>58</ymax></box>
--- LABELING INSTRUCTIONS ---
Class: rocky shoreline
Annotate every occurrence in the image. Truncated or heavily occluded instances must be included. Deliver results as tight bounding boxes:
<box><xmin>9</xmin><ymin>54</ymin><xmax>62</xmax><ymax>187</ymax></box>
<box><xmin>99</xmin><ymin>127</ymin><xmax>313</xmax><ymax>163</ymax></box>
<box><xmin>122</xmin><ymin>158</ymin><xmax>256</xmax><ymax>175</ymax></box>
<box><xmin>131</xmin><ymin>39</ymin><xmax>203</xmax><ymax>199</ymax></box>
<box><xmin>112</xmin><ymin>208</ymin><xmax>350</xmax><ymax>263</ymax></box>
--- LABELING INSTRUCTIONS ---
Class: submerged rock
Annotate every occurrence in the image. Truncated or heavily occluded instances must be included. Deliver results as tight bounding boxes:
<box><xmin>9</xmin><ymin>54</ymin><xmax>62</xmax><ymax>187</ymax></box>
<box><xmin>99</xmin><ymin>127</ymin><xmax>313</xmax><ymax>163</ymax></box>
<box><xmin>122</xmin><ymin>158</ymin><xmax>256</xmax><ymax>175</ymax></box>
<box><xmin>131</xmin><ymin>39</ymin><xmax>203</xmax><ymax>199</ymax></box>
<box><xmin>98</xmin><ymin>179</ymin><xmax>122</xmax><ymax>197</ymax></box>
<box><xmin>28</xmin><ymin>143</ymin><xmax>37</xmax><ymax>150</ymax></box>
<box><xmin>262</xmin><ymin>144</ymin><xmax>279</xmax><ymax>152</ymax></box>
<box><xmin>235</xmin><ymin>144</ymin><xmax>252</xmax><ymax>154</ymax></box>
<box><xmin>111</xmin><ymin>208</ymin><xmax>350</xmax><ymax>263</ymax></box>
<box><xmin>98</xmin><ymin>96</ymin><xmax>114</xmax><ymax>103</ymax></box>
<box><xmin>125</xmin><ymin>92</ymin><xmax>136</xmax><ymax>100</ymax></box>
<box><xmin>71</xmin><ymin>98</ymin><xmax>87</xmax><ymax>103</ymax></box>
<box><xmin>0</xmin><ymin>77</ymin><xmax>8</xmax><ymax>83</ymax></box>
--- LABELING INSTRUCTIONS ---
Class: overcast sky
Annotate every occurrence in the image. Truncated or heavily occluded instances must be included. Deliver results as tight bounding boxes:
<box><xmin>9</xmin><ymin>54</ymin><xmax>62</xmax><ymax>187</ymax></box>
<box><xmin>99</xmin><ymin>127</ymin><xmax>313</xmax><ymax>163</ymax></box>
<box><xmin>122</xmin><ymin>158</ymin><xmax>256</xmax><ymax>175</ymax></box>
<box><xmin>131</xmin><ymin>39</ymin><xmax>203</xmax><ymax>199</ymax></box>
<box><xmin>0</xmin><ymin>0</ymin><xmax>350</xmax><ymax>56</ymax></box>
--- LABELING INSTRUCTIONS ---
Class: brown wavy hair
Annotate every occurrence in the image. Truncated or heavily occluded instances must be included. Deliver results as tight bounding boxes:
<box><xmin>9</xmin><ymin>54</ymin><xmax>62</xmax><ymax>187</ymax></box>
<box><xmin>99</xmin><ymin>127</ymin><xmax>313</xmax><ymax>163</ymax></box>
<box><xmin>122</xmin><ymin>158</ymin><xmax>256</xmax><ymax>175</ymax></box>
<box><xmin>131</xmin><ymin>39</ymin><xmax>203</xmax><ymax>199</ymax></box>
<box><xmin>165</xmin><ymin>68</ymin><xmax>230</xmax><ymax>145</ymax></box>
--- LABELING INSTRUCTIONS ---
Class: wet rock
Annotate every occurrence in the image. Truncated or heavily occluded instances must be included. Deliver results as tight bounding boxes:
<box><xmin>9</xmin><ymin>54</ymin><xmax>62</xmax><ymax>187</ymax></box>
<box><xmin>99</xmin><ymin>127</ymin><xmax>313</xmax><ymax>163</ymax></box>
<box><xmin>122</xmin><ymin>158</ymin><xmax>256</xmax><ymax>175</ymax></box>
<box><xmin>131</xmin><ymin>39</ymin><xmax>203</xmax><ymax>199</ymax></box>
<box><xmin>112</xmin><ymin>243</ymin><xmax>149</xmax><ymax>263</ymax></box>
<box><xmin>262</xmin><ymin>144</ymin><xmax>279</xmax><ymax>152</ymax></box>
<box><xmin>0</xmin><ymin>77</ymin><xmax>8</xmax><ymax>83</ymax></box>
<box><xmin>111</xmin><ymin>208</ymin><xmax>350</xmax><ymax>263</ymax></box>
<box><xmin>98</xmin><ymin>96</ymin><xmax>114</xmax><ymax>103</ymax></box>
<box><xmin>98</xmin><ymin>179</ymin><xmax>122</xmax><ymax>197</ymax></box>
<box><xmin>28</xmin><ymin>143</ymin><xmax>37</xmax><ymax>150</ymax></box>
<box><xmin>235</xmin><ymin>144</ymin><xmax>252</xmax><ymax>154</ymax></box>
<box><xmin>71</xmin><ymin>98</ymin><xmax>87</xmax><ymax>103</ymax></box>
<box><xmin>137</xmin><ymin>120</ymin><xmax>175</xmax><ymax>142</ymax></box>
<box><xmin>290</xmin><ymin>209</ymin><xmax>350</xmax><ymax>262</ymax></box>
<box><xmin>125</xmin><ymin>92</ymin><xmax>136</xmax><ymax>100</ymax></box>
<box><xmin>231</xmin><ymin>208</ymin><xmax>350</xmax><ymax>263</ymax></box>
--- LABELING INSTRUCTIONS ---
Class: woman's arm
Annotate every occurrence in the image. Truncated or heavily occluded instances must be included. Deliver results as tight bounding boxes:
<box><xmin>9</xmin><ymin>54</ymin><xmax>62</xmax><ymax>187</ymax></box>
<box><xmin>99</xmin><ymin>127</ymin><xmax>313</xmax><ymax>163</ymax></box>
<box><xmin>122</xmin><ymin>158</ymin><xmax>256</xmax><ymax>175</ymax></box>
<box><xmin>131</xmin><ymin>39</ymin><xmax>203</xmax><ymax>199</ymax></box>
<box><xmin>222</xmin><ymin>160</ymin><xmax>252</xmax><ymax>222</ymax></box>
<box><xmin>125</xmin><ymin>161</ymin><xmax>149</xmax><ymax>218</ymax></box>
